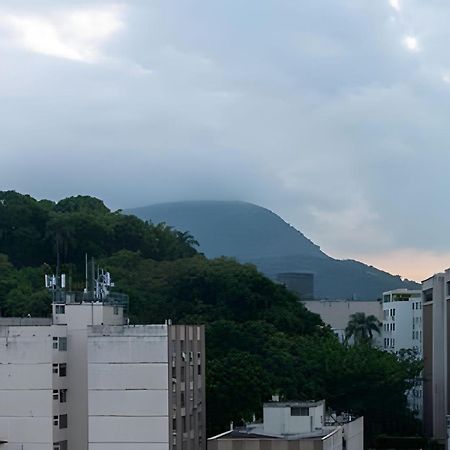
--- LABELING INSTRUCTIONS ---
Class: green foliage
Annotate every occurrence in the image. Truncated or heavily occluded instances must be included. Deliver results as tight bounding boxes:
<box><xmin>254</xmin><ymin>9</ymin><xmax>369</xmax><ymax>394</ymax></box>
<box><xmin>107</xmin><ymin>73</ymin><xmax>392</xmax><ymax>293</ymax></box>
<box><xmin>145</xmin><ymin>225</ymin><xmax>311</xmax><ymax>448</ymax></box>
<box><xmin>345</xmin><ymin>312</ymin><xmax>382</xmax><ymax>344</ymax></box>
<box><xmin>0</xmin><ymin>192</ymin><xmax>424</xmax><ymax>447</ymax></box>
<box><xmin>0</xmin><ymin>191</ymin><xmax>198</xmax><ymax>270</ymax></box>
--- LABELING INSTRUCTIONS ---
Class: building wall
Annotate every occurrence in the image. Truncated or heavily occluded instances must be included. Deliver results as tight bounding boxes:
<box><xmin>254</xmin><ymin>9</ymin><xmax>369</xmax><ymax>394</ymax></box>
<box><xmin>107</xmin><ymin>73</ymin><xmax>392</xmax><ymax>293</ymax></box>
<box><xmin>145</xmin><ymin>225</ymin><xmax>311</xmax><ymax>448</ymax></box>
<box><xmin>302</xmin><ymin>300</ymin><xmax>383</xmax><ymax>344</ymax></box>
<box><xmin>169</xmin><ymin>324</ymin><xmax>206</xmax><ymax>450</ymax></box>
<box><xmin>381</xmin><ymin>290</ymin><xmax>422</xmax><ymax>354</ymax></box>
<box><xmin>343</xmin><ymin>417</ymin><xmax>363</xmax><ymax>450</ymax></box>
<box><xmin>263</xmin><ymin>404</ymin><xmax>324</xmax><ymax>436</ymax></box>
<box><xmin>87</xmin><ymin>324</ymin><xmax>170</xmax><ymax>450</ymax></box>
<box><xmin>422</xmin><ymin>274</ymin><xmax>447</xmax><ymax>442</ymax></box>
<box><xmin>423</xmin><ymin>300</ymin><xmax>433</xmax><ymax>436</ymax></box>
<box><xmin>0</xmin><ymin>325</ymin><xmax>68</xmax><ymax>450</ymax></box>
<box><xmin>381</xmin><ymin>290</ymin><xmax>423</xmax><ymax>418</ymax></box>
<box><xmin>208</xmin><ymin>438</ymin><xmax>332</xmax><ymax>450</ymax></box>
<box><xmin>53</xmin><ymin>302</ymin><xmax>126</xmax><ymax>450</ymax></box>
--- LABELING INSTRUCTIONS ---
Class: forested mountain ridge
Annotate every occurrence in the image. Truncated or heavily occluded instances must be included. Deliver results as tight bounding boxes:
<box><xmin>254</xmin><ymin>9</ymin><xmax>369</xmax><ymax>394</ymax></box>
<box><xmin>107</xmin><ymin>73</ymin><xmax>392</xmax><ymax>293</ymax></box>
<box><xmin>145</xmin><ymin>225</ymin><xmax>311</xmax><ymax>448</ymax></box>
<box><xmin>128</xmin><ymin>201</ymin><xmax>419</xmax><ymax>298</ymax></box>
<box><xmin>0</xmin><ymin>191</ymin><xmax>422</xmax><ymax>446</ymax></box>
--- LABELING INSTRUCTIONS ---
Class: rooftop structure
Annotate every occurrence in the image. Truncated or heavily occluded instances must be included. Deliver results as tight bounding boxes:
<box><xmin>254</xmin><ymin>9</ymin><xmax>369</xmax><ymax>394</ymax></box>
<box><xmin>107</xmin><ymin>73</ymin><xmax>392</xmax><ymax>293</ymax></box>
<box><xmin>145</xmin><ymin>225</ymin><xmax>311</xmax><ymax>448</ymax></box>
<box><xmin>208</xmin><ymin>399</ymin><xmax>363</xmax><ymax>450</ymax></box>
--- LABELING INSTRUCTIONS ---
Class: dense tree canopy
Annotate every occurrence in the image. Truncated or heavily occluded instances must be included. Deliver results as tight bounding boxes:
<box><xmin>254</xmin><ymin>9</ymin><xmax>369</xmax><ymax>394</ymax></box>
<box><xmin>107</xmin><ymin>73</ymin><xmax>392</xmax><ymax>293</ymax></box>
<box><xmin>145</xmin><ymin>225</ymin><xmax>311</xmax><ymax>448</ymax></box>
<box><xmin>0</xmin><ymin>192</ymin><xmax>423</xmax><ymax>447</ymax></box>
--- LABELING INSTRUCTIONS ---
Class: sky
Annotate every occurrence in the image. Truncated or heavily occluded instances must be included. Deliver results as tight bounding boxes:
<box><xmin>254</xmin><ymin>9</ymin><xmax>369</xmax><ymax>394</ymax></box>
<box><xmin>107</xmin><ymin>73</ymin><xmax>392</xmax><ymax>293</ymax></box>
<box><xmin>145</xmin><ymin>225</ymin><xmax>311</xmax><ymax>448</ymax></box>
<box><xmin>1</xmin><ymin>0</ymin><xmax>450</xmax><ymax>281</ymax></box>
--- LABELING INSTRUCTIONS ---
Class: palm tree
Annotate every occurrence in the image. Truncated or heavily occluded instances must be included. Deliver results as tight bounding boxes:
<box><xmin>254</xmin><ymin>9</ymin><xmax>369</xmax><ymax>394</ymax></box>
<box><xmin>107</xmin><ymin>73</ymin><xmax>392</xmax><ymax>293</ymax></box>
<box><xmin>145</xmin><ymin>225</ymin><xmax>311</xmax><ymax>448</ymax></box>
<box><xmin>344</xmin><ymin>312</ymin><xmax>381</xmax><ymax>344</ymax></box>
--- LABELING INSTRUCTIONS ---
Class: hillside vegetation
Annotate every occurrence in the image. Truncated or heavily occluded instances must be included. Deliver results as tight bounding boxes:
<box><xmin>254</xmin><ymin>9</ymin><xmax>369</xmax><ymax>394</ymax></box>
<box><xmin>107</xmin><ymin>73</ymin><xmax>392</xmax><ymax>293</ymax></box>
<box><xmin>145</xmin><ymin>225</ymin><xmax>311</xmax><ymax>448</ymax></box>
<box><xmin>128</xmin><ymin>201</ymin><xmax>419</xmax><ymax>298</ymax></box>
<box><xmin>0</xmin><ymin>191</ymin><xmax>422</xmax><ymax>446</ymax></box>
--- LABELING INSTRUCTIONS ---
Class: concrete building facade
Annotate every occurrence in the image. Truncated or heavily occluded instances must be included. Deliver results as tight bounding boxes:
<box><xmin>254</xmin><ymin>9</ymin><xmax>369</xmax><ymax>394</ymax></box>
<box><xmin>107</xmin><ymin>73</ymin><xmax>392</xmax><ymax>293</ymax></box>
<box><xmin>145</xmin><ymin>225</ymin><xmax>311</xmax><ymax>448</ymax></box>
<box><xmin>381</xmin><ymin>289</ymin><xmax>423</xmax><ymax>419</ymax></box>
<box><xmin>302</xmin><ymin>300</ymin><xmax>383</xmax><ymax>345</ymax></box>
<box><xmin>208</xmin><ymin>400</ymin><xmax>363</xmax><ymax>450</ymax></box>
<box><xmin>0</xmin><ymin>285</ymin><xmax>205</xmax><ymax>450</ymax></box>
<box><xmin>422</xmin><ymin>271</ymin><xmax>448</xmax><ymax>444</ymax></box>
<box><xmin>381</xmin><ymin>289</ymin><xmax>423</xmax><ymax>354</ymax></box>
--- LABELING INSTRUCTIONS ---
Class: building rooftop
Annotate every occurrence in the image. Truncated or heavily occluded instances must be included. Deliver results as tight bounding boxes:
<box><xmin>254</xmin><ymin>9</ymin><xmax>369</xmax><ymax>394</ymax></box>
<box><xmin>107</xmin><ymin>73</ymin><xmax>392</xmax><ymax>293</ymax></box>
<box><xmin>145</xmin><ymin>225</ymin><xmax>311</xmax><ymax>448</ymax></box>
<box><xmin>263</xmin><ymin>400</ymin><xmax>325</xmax><ymax>408</ymax></box>
<box><xmin>0</xmin><ymin>317</ymin><xmax>52</xmax><ymax>326</ymax></box>
<box><xmin>218</xmin><ymin>426</ymin><xmax>336</xmax><ymax>441</ymax></box>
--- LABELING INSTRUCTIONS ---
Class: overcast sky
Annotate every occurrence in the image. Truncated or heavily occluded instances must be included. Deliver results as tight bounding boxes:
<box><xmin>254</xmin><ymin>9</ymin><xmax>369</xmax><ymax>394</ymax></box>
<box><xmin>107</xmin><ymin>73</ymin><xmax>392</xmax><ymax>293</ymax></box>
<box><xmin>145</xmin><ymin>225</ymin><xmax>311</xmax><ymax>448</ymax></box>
<box><xmin>1</xmin><ymin>0</ymin><xmax>450</xmax><ymax>280</ymax></box>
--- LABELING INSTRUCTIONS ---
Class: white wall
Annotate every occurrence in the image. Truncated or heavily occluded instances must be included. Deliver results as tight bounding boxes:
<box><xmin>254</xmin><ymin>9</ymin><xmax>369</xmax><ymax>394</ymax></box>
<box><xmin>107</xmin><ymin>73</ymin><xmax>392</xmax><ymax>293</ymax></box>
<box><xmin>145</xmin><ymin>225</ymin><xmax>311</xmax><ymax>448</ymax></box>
<box><xmin>263</xmin><ymin>403</ymin><xmax>324</xmax><ymax>435</ymax></box>
<box><xmin>302</xmin><ymin>300</ymin><xmax>383</xmax><ymax>345</ymax></box>
<box><xmin>343</xmin><ymin>417</ymin><xmax>364</xmax><ymax>450</ymax></box>
<box><xmin>0</xmin><ymin>325</ymin><xmax>65</xmax><ymax>449</ymax></box>
<box><xmin>87</xmin><ymin>325</ymin><xmax>169</xmax><ymax>449</ymax></box>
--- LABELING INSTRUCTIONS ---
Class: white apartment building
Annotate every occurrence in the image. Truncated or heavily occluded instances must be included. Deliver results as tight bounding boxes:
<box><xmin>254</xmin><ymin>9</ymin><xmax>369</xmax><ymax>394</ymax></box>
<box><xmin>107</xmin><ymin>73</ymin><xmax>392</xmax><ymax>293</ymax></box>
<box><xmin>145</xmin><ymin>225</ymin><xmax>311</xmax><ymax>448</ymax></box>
<box><xmin>0</xmin><ymin>273</ymin><xmax>205</xmax><ymax>450</ymax></box>
<box><xmin>381</xmin><ymin>289</ymin><xmax>423</xmax><ymax>420</ymax></box>
<box><xmin>381</xmin><ymin>289</ymin><xmax>423</xmax><ymax>354</ymax></box>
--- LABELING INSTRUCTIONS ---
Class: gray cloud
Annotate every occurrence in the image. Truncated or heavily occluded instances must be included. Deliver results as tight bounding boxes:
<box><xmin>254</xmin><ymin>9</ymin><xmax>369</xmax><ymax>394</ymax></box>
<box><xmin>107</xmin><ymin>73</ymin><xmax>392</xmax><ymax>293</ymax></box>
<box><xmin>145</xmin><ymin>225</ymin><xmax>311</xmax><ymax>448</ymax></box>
<box><xmin>1</xmin><ymin>0</ymin><xmax>450</xmax><ymax>276</ymax></box>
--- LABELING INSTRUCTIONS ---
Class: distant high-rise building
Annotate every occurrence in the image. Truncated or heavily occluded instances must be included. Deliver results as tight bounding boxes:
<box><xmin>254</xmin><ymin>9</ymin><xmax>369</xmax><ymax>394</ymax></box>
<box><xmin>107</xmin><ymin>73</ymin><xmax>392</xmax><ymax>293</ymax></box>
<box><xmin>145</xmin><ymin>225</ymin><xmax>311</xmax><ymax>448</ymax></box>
<box><xmin>276</xmin><ymin>272</ymin><xmax>314</xmax><ymax>300</ymax></box>
<box><xmin>0</xmin><ymin>271</ymin><xmax>205</xmax><ymax>450</ymax></box>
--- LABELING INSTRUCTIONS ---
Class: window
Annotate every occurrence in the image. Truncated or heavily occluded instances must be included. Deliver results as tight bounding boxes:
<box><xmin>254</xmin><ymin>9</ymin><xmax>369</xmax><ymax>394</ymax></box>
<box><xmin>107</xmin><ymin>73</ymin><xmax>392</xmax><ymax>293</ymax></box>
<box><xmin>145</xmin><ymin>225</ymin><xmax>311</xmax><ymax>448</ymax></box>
<box><xmin>59</xmin><ymin>414</ymin><xmax>68</xmax><ymax>429</ymax></box>
<box><xmin>172</xmin><ymin>381</ymin><xmax>176</xmax><ymax>393</ymax></box>
<box><xmin>181</xmin><ymin>392</ymin><xmax>185</xmax><ymax>408</ymax></box>
<box><xmin>181</xmin><ymin>366</ymin><xmax>185</xmax><ymax>382</ymax></box>
<box><xmin>52</xmin><ymin>363</ymin><xmax>59</xmax><ymax>374</ymax></box>
<box><xmin>60</xmin><ymin>389</ymin><xmax>67</xmax><ymax>403</ymax></box>
<box><xmin>182</xmin><ymin>415</ymin><xmax>186</xmax><ymax>432</ymax></box>
<box><xmin>54</xmin><ymin>442</ymin><xmax>67</xmax><ymax>450</ymax></box>
<box><xmin>198</xmin><ymin>364</ymin><xmax>202</xmax><ymax>375</ymax></box>
<box><xmin>173</xmin><ymin>418</ymin><xmax>177</xmax><ymax>431</ymax></box>
<box><xmin>53</xmin><ymin>415</ymin><xmax>59</xmax><ymax>426</ymax></box>
<box><xmin>113</xmin><ymin>306</ymin><xmax>119</xmax><ymax>315</ymax></box>
<box><xmin>59</xmin><ymin>337</ymin><xmax>67</xmax><ymax>351</ymax></box>
<box><xmin>55</xmin><ymin>305</ymin><xmax>65</xmax><ymax>314</ymax></box>
<box><xmin>291</xmin><ymin>407</ymin><xmax>309</xmax><ymax>416</ymax></box>
<box><xmin>59</xmin><ymin>363</ymin><xmax>67</xmax><ymax>377</ymax></box>
<box><xmin>53</xmin><ymin>337</ymin><xmax>58</xmax><ymax>349</ymax></box>
<box><xmin>53</xmin><ymin>390</ymin><xmax>59</xmax><ymax>400</ymax></box>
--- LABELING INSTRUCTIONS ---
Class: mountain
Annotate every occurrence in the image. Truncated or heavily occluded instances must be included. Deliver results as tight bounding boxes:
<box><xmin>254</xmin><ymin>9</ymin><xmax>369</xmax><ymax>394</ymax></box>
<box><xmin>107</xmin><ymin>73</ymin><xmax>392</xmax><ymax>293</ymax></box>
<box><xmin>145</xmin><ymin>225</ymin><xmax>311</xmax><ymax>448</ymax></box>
<box><xmin>127</xmin><ymin>201</ymin><xmax>419</xmax><ymax>299</ymax></box>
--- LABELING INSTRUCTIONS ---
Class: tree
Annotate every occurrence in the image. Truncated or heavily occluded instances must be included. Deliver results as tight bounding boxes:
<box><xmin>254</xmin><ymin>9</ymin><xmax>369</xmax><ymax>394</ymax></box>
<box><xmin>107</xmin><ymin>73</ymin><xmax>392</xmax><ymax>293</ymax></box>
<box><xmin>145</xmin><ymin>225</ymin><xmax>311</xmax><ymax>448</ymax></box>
<box><xmin>344</xmin><ymin>312</ymin><xmax>381</xmax><ymax>344</ymax></box>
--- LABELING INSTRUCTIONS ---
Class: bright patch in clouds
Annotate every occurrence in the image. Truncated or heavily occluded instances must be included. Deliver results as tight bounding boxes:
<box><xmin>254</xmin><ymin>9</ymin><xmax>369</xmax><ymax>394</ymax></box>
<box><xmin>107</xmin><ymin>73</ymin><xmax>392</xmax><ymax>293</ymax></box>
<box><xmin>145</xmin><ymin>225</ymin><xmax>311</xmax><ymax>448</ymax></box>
<box><xmin>0</xmin><ymin>5</ymin><xmax>124</xmax><ymax>62</ymax></box>
<box><xmin>389</xmin><ymin>0</ymin><xmax>401</xmax><ymax>12</ymax></box>
<box><xmin>403</xmin><ymin>35</ymin><xmax>419</xmax><ymax>52</ymax></box>
<box><xmin>354</xmin><ymin>249</ymin><xmax>450</xmax><ymax>282</ymax></box>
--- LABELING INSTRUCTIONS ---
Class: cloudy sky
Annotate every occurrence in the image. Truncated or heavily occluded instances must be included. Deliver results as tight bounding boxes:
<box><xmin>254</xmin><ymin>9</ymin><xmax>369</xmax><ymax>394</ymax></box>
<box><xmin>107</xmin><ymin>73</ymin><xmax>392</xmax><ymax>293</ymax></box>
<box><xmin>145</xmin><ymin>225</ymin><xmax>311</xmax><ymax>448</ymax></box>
<box><xmin>1</xmin><ymin>0</ymin><xmax>450</xmax><ymax>280</ymax></box>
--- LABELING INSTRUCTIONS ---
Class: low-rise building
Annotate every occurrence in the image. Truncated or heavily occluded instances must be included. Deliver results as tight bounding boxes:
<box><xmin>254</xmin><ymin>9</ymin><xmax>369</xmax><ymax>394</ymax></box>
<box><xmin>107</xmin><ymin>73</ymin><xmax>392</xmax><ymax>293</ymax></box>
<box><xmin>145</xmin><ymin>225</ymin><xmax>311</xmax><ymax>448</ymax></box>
<box><xmin>302</xmin><ymin>299</ymin><xmax>383</xmax><ymax>344</ymax></box>
<box><xmin>208</xmin><ymin>400</ymin><xmax>363</xmax><ymax>450</ymax></box>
